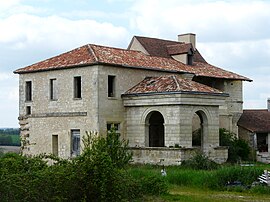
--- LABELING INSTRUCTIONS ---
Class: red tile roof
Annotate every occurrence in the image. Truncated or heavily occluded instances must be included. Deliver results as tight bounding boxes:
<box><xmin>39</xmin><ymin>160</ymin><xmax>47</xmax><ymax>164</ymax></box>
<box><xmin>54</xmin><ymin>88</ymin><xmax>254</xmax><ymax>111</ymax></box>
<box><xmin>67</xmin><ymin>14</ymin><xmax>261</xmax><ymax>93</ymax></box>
<box><xmin>131</xmin><ymin>36</ymin><xmax>251</xmax><ymax>81</ymax></box>
<box><xmin>14</xmin><ymin>44</ymin><xmax>190</xmax><ymax>74</ymax></box>
<box><xmin>123</xmin><ymin>75</ymin><xmax>227</xmax><ymax>96</ymax></box>
<box><xmin>14</xmin><ymin>36</ymin><xmax>252</xmax><ymax>81</ymax></box>
<box><xmin>167</xmin><ymin>43</ymin><xmax>193</xmax><ymax>55</ymax></box>
<box><xmin>238</xmin><ymin>110</ymin><xmax>270</xmax><ymax>133</ymax></box>
<box><xmin>131</xmin><ymin>36</ymin><xmax>206</xmax><ymax>62</ymax></box>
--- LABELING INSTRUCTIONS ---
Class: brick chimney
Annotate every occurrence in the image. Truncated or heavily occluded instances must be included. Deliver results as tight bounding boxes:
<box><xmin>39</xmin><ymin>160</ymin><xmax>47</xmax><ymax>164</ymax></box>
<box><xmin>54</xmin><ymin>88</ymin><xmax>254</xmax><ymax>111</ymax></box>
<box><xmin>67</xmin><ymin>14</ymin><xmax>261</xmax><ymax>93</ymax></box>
<box><xmin>267</xmin><ymin>98</ymin><xmax>270</xmax><ymax>112</ymax></box>
<box><xmin>178</xmin><ymin>33</ymin><xmax>196</xmax><ymax>50</ymax></box>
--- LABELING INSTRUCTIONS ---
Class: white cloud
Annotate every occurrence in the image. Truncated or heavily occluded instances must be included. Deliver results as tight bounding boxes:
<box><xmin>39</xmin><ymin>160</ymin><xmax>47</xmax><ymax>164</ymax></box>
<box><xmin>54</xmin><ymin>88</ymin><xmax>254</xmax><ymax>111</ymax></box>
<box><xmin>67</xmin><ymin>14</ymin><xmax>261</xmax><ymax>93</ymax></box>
<box><xmin>0</xmin><ymin>13</ymin><xmax>130</xmax><ymax>53</ymax></box>
<box><xmin>0</xmin><ymin>72</ymin><xmax>11</xmax><ymax>81</ymax></box>
<box><xmin>130</xmin><ymin>0</ymin><xmax>270</xmax><ymax>42</ymax></box>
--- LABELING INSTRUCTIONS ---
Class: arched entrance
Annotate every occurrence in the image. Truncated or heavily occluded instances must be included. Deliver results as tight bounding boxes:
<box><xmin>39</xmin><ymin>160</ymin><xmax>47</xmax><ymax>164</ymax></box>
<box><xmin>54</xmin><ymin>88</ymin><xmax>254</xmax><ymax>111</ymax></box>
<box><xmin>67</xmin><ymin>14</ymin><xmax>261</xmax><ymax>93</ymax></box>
<box><xmin>192</xmin><ymin>110</ymin><xmax>208</xmax><ymax>151</ymax></box>
<box><xmin>147</xmin><ymin>111</ymin><xmax>165</xmax><ymax>147</ymax></box>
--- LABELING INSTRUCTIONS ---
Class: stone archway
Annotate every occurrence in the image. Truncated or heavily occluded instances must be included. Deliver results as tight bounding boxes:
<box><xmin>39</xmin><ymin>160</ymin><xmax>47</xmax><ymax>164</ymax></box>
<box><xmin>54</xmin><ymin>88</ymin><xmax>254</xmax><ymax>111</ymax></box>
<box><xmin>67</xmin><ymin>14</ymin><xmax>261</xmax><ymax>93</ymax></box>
<box><xmin>192</xmin><ymin>110</ymin><xmax>209</xmax><ymax>152</ymax></box>
<box><xmin>146</xmin><ymin>111</ymin><xmax>165</xmax><ymax>147</ymax></box>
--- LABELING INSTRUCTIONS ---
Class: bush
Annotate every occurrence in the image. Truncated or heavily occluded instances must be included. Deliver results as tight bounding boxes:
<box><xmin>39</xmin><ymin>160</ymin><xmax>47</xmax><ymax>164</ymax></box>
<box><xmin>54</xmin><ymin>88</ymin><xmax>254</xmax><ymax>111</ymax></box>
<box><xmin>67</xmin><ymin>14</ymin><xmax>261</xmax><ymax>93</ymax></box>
<box><xmin>0</xmin><ymin>129</ymin><xmax>167</xmax><ymax>201</ymax></box>
<box><xmin>219</xmin><ymin>128</ymin><xmax>251</xmax><ymax>162</ymax></box>
<box><xmin>181</xmin><ymin>152</ymin><xmax>219</xmax><ymax>170</ymax></box>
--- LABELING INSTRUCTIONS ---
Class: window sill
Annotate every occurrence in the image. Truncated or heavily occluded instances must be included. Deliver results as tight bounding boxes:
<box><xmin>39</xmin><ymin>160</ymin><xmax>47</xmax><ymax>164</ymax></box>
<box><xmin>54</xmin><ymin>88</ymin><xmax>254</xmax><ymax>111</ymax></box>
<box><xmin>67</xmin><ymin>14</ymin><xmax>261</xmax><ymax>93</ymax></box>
<box><xmin>50</xmin><ymin>99</ymin><xmax>58</xmax><ymax>101</ymax></box>
<box><xmin>73</xmin><ymin>98</ymin><xmax>82</xmax><ymax>100</ymax></box>
<box><xmin>25</xmin><ymin>100</ymin><xmax>33</xmax><ymax>103</ymax></box>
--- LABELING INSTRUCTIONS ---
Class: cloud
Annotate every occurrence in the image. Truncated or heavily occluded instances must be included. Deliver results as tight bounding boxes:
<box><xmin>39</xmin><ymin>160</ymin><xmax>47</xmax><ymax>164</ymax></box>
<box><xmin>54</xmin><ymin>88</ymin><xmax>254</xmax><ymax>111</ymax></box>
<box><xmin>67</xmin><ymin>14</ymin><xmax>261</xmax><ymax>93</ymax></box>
<box><xmin>130</xmin><ymin>0</ymin><xmax>270</xmax><ymax>43</ymax></box>
<box><xmin>0</xmin><ymin>12</ymin><xmax>130</xmax><ymax>72</ymax></box>
<box><xmin>0</xmin><ymin>14</ymin><xmax>129</xmax><ymax>50</ymax></box>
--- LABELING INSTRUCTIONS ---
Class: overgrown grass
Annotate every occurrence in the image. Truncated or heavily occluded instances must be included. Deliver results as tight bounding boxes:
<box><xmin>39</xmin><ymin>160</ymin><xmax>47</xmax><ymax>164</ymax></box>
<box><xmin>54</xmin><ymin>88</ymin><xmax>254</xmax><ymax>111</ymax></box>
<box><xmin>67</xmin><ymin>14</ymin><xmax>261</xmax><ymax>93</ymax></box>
<box><xmin>128</xmin><ymin>164</ymin><xmax>268</xmax><ymax>192</ymax></box>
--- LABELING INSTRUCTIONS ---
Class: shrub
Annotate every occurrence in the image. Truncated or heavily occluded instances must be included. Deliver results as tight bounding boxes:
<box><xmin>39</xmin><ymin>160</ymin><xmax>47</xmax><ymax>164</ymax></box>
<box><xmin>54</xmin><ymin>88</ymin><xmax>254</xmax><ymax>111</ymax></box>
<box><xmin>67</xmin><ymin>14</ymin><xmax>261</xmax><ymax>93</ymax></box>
<box><xmin>181</xmin><ymin>152</ymin><xmax>219</xmax><ymax>170</ymax></box>
<box><xmin>0</xmin><ymin>129</ymin><xmax>168</xmax><ymax>201</ymax></box>
<box><xmin>219</xmin><ymin>128</ymin><xmax>251</xmax><ymax>162</ymax></box>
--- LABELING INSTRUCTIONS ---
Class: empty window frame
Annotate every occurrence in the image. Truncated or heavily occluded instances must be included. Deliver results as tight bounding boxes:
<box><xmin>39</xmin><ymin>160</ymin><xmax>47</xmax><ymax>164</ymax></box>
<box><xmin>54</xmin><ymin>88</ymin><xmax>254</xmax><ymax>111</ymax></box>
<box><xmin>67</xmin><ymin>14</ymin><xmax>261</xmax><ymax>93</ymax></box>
<box><xmin>50</xmin><ymin>78</ymin><xmax>58</xmax><ymax>100</ymax></box>
<box><xmin>26</xmin><ymin>106</ymin><xmax>31</xmax><ymax>115</ymax></box>
<box><xmin>108</xmin><ymin>75</ymin><xmax>115</xmax><ymax>97</ymax></box>
<box><xmin>74</xmin><ymin>76</ymin><xmax>82</xmax><ymax>99</ymax></box>
<box><xmin>71</xmin><ymin>129</ymin><xmax>80</xmax><ymax>157</ymax></box>
<box><xmin>52</xmin><ymin>135</ymin><xmax>59</xmax><ymax>156</ymax></box>
<box><xmin>107</xmin><ymin>123</ymin><xmax>120</xmax><ymax>133</ymax></box>
<box><xmin>25</xmin><ymin>81</ymin><xmax>32</xmax><ymax>101</ymax></box>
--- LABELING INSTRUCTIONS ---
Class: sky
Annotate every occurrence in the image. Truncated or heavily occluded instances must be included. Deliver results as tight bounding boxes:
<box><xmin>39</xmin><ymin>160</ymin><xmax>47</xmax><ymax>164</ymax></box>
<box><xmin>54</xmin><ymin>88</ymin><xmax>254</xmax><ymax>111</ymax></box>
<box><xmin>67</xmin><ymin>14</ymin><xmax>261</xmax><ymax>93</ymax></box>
<box><xmin>0</xmin><ymin>0</ymin><xmax>270</xmax><ymax>128</ymax></box>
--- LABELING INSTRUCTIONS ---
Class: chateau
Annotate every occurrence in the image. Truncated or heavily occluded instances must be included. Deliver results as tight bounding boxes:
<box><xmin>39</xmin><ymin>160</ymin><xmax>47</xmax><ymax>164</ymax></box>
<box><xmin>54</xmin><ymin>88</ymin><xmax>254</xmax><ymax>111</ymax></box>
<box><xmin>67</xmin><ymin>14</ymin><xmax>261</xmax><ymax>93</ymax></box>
<box><xmin>14</xmin><ymin>33</ymin><xmax>251</xmax><ymax>164</ymax></box>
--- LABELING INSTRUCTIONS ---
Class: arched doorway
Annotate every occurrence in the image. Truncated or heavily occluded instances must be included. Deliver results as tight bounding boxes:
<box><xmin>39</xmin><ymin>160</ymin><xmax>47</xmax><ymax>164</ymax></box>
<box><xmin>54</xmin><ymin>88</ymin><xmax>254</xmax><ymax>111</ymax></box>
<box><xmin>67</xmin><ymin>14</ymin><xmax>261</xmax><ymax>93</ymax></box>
<box><xmin>147</xmin><ymin>111</ymin><xmax>165</xmax><ymax>147</ymax></box>
<box><xmin>192</xmin><ymin>110</ymin><xmax>208</xmax><ymax>151</ymax></box>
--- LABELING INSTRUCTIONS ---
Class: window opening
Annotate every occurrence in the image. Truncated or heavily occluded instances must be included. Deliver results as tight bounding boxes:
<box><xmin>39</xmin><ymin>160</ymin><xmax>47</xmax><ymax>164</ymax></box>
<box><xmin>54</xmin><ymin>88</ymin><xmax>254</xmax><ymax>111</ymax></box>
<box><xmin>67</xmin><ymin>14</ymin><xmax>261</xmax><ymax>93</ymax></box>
<box><xmin>25</xmin><ymin>81</ymin><xmax>32</xmax><ymax>101</ymax></box>
<box><xmin>108</xmin><ymin>75</ymin><xmax>115</xmax><ymax>97</ymax></box>
<box><xmin>107</xmin><ymin>123</ymin><xmax>120</xmax><ymax>134</ymax></box>
<box><xmin>50</xmin><ymin>78</ymin><xmax>57</xmax><ymax>100</ymax></box>
<box><xmin>71</xmin><ymin>129</ymin><xmax>80</xmax><ymax>157</ymax></box>
<box><xmin>74</xmin><ymin>76</ymin><xmax>81</xmax><ymax>99</ymax></box>
<box><xmin>52</xmin><ymin>135</ymin><xmax>58</xmax><ymax>156</ymax></box>
<box><xmin>26</xmin><ymin>106</ymin><xmax>31</xmax><ymax>115</ymax></box>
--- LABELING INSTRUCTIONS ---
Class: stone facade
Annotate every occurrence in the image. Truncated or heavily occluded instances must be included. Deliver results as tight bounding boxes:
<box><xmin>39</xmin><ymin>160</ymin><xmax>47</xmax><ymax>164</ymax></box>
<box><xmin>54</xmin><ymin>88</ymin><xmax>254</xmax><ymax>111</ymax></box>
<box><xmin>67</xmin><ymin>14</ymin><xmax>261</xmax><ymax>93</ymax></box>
<box><xmin>15</xmin><ymin>33</ymin><xmax>251</xmax><ymax>164</ymax></box>
<box><xmin>123</xmin><ymin>93</ymin><xmax>228</xmax><ymax>163</ymax></box>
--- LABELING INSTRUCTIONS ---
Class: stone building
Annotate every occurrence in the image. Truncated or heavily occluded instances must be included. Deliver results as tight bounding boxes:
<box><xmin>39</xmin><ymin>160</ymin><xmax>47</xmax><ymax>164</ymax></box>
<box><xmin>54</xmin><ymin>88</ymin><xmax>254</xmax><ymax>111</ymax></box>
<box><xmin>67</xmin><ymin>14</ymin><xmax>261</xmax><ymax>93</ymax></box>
<box><xmin>238</xmin><ymin>99</ymin><xmax>270</xmax><ymax>163</ymax></box>
<box><xmin>14</xmin><ymin>33</ymin><xmax>251</xmax><ymax>165</ymax></box>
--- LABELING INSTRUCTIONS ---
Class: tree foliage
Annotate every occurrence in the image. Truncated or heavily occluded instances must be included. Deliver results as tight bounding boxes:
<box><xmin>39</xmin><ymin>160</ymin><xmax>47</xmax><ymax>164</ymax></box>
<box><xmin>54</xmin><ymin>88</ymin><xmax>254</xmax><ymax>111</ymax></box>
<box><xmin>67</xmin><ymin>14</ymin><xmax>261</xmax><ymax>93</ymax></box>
<box><xmin>0</xmin><ymin>128</ymin><xmax>167</xmax><ymax>201</ymax></box>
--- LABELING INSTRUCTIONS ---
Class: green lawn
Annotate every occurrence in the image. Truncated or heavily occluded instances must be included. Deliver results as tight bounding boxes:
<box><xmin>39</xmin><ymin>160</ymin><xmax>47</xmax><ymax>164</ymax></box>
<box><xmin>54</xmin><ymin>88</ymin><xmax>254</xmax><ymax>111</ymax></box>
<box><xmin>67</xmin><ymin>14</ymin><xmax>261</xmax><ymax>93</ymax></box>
<box><xmin>143</xmin><ymin>186</ymin><xmax>270</xmax><ymax>202</ymax></box>
<box><xmin>128</xmin><ymin>164</ymin><xmax>270</xmax><ymax>201</ymax></box>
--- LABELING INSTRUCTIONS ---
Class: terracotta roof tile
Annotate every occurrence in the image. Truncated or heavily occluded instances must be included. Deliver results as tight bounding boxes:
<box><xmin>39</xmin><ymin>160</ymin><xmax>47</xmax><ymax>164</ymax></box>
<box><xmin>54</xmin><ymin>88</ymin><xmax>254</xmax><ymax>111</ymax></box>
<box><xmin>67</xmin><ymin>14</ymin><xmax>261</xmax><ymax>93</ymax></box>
<box><xmin>167</xmin><ymin>43</ymin><xmax>193</xmax><ymax>55</ymax></box>
<box><xmin>14</xmin><ymin>44</ymin><xmax>190</xmax><ymax>74</ymax></box>
<box><xmin>14</xmin><ymin>37</ymin><xmax>252</xmax><ymax>81</ymax></box>
<box><xmin>90</xmin><ymin>45</ymin><xmax>189</xmax><ymax>72</ymax></box>
<box><xmin>238</xmin><ymin>110</ymin><xmax>270</xmax><ymax>133</ymax></box>
<box><xmin>14</xmin><ymin>45</ymin><xmax>96</xmax><ymax>73</ymax></box>
<box><xmin>132</xmin><ymin>36</ymin><xmax>206</xmax><ymax>62</ymax></box>
<box><xmin>132</xmin><ymin>36</ymin><xmax>251</xmax><ymax>81</ymax></box>
<box><xmin>123</xmin><ymin>75</ymin><xmax>226</xmax><ymax>96</ymax></box>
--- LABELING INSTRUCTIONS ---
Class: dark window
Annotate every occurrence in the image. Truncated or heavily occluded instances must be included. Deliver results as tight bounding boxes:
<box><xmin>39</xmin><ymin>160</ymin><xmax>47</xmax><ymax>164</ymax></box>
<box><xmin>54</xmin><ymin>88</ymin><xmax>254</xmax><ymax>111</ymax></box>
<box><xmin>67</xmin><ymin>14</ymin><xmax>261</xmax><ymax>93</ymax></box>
<box><xmin>74</xmin><ymin>76</ymin><xmax>81</xmax><ymax>99</ymax></box>
<box><xmin>52</xmin><ymin>135</ymin><xmax>58</xmax><ymax>156</ymax></box>
<box><xmin>26</xmin><ymin>106</ymin><xmax>31</xmax><ymax>115</ymax></box>
<box><xmin>25</xmin><ymin>81</ymin><xmax>32</xmax><ymax>101</ymax></box>
<box><xmin>108</xmin><ymin>75</ymin><xmax>115</xmax><ymax>97</ymax></box>
<box><xmin>71</xmin><ymin>129</ymin><xmax>80</xmax><ymax>157</ymax></box>
<box><xmin>50</xmin><ymin>78</ymin><xmax>57</xmax><ymax>100</ymax></box>
<box><xmin>107</xmin><ymin>123</ymin><xmax>120</xmax><ymax>131</ymax></box>
<box><xmin>187</xmin><ymin>54</ymin><xmax>193</xmax><ymax>65</ymax></box>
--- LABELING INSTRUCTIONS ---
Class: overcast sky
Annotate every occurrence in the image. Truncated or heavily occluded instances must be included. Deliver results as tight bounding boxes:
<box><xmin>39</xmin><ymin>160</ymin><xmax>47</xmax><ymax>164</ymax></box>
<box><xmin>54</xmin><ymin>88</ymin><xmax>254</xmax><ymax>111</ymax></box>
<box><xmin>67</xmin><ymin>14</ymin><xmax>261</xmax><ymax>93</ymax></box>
<box><xmin>1</xmin><ymin>0</ymin><xmax>270</xmax><ymax>128</ymax></box>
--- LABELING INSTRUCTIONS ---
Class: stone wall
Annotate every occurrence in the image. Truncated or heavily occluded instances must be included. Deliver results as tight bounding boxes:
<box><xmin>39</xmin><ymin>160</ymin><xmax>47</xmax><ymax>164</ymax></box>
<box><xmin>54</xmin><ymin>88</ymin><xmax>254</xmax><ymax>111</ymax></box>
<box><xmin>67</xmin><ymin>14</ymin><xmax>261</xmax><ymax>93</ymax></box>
<box><xmin>18</xmin><ymin>66</ymin><xmax>100</xmax><ymax>157</ymax></box>
<box><xmin>123</xmin><ymin>93</ymin><xmax>228</xmax><ymax>162</ymax></box>
<box><xmin>96</xmin><ymin>65</ymin><xmax>183</xmax><ymax>136</ymax></box>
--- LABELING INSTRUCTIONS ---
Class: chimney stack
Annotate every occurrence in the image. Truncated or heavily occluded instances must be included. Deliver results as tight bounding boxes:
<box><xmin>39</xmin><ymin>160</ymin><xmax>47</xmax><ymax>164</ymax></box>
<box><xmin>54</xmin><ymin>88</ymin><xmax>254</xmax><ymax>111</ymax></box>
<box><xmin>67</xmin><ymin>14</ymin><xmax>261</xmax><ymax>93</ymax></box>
<box><xmin>178</xmin><ymin>33</ymin><xmax>196</xmax><ymax>50</ymax></box>
<box><xmin>267</xmin><ymin>98</ymin><xmax>270</xmax><ymax>112</ymax></box>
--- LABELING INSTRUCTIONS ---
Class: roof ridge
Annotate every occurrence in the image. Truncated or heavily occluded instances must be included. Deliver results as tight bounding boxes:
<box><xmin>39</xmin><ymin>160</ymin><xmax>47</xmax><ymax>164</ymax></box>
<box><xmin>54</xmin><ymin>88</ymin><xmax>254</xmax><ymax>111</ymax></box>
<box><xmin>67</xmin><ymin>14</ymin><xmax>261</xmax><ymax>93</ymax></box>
<box><xmin>135</xmin><ymin>35</ymin><xmax>184</xmax><ymax>44</ymax></box>
<box><xmin>171</xmin><ymin>75</ymin><xmax>181</xmax><ymax>91</ymax></box>
<box><xmin>87</xmin><ymin>44</ymin><xmax>98</xmax><ymax>62</ymax></box>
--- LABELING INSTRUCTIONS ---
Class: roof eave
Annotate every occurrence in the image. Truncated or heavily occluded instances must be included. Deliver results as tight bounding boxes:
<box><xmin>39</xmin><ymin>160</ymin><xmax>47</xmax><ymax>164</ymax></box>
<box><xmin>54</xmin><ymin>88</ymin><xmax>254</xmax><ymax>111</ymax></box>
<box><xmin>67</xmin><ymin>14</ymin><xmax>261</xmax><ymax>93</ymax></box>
<box><xmin>122</xmin><ymin>91</ymin><xmax>229</xmax><ymax>98</ymax></box>
<box><xmin>14</xmin><ymin>61</ymin><xmax>191</xmax><ymax>75</ymax></box>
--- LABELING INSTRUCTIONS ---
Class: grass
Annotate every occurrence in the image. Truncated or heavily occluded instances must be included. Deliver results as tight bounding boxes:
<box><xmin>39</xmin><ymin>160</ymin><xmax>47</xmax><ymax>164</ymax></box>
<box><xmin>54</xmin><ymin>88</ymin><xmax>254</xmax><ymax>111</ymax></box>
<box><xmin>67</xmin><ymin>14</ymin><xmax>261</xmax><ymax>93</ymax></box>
<box><xmin>160</xmin><ymin>186</ymin><xmax>270</xmax><ymax>202</ymax></box>
<box><xmin>128</xmin><ymin>164</ymin><xmax>270</xmax><ymax>201</ymax></box>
